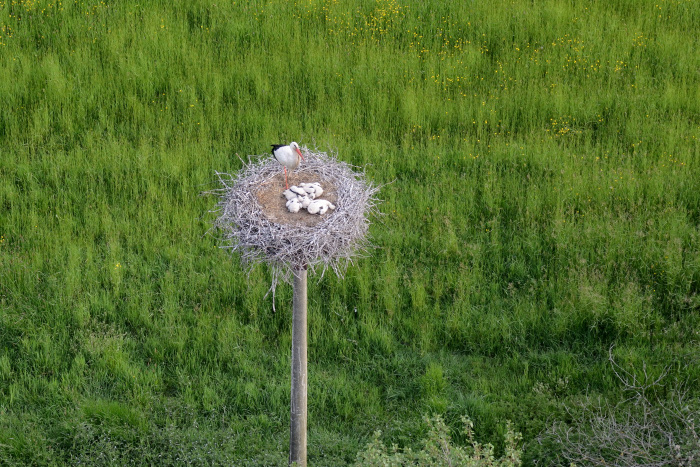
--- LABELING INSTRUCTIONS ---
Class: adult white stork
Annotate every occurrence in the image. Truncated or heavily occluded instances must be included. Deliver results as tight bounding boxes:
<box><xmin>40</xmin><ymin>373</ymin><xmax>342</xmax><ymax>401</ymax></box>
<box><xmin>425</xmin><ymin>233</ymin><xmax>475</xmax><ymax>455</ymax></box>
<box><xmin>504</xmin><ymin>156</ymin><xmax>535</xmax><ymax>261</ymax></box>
<box><xmin>271</xmin><ymin>142</ymin><xmax>305</xmax><ymax>189</ymax></box>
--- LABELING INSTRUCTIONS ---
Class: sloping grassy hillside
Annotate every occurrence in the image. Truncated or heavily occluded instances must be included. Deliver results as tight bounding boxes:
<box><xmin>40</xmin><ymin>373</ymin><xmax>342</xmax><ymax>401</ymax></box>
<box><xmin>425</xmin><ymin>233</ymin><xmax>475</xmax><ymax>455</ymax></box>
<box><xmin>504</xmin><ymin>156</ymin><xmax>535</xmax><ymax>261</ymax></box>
<box><xmin>1</xmin><ymin>0</ymin><xmax>698</xmax><ymax>464</ymax></box>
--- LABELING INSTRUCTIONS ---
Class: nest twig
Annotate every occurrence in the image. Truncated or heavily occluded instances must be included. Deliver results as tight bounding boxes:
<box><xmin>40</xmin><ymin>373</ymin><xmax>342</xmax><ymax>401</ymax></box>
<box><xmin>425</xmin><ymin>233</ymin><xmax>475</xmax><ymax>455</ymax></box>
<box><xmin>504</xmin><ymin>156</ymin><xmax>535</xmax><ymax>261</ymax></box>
<box><xmin>207</xmin><ymin>147</ymin><xmax>380</xmax><ymax>289</ymax></box>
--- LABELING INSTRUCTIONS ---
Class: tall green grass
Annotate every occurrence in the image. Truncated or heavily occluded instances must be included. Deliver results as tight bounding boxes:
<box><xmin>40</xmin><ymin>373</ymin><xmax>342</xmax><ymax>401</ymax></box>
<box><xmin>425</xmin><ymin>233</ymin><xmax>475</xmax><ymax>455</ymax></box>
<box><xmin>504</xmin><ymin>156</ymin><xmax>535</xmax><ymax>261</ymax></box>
<box><xmin>1</xmin><ymin>0</ymin><xmax>698</xmax><ymax>464</ymax></box>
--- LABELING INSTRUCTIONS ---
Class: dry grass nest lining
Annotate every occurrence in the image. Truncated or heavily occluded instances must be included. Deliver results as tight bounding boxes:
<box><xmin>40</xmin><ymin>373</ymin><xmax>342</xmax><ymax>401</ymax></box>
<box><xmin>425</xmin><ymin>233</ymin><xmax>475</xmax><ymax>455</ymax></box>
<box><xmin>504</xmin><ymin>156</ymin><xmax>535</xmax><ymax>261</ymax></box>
<box><xmin>211</xmin><ymin>149</ymin><xmax>380</xmax><ymax>284</ymax></box>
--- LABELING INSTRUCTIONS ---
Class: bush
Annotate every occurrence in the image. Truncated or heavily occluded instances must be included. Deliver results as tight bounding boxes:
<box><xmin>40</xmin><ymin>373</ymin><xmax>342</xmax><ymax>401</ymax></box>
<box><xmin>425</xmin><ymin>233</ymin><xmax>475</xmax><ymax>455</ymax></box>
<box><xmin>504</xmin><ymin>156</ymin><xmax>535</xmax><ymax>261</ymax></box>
<box><xmin>354</xmin><ymin>415</ymin><xmax>522</xmax><ymax>466</ymax></box>
<box><xmin>536</xmin><ymin>347</ymin><xmax>699</xmax><ymax>466</ymax></box>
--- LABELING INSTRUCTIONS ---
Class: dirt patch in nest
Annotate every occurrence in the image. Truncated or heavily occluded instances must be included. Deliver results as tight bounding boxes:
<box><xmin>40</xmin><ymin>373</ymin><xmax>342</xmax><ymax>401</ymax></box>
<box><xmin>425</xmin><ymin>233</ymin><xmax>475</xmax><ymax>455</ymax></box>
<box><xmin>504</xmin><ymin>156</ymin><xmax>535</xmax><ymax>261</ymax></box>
<box><xmin>254</xmin><ymin>173</ymin><xmax>339</xmax><ymax>227</ymax></box>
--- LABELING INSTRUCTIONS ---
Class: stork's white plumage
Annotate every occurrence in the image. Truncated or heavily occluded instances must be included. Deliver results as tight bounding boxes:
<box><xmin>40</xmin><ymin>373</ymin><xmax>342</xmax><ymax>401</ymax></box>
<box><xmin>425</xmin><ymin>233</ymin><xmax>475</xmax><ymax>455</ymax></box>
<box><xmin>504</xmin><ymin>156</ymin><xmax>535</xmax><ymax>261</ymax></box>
<box><xmin>286</xmin><ymin>198</ymin><xmax>302</xmax><ymax>213</ymax></box>
<box><xmin>271</xmin><ymin>142</ymin><xmax>304</xmax><ymax>189</ymax></box>
<box><xmin>300</xmin><ymin>182</ymin><xmax>323</xmax><ymax>199</ymax></box>
<box><xmin>281</xmin><ymin>183</ymin><xmax>336</xmax><ymax>215</ymax></box>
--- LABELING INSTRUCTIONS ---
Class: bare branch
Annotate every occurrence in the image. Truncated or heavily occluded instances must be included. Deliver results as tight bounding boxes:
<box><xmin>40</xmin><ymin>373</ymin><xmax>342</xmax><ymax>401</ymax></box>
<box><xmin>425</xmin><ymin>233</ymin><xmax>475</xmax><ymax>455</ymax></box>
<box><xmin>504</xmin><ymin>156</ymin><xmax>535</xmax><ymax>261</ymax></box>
<box><xmin>538</xmin><ymin>349</ymin><xmax>699</xmax><ymax>466</ymax></box>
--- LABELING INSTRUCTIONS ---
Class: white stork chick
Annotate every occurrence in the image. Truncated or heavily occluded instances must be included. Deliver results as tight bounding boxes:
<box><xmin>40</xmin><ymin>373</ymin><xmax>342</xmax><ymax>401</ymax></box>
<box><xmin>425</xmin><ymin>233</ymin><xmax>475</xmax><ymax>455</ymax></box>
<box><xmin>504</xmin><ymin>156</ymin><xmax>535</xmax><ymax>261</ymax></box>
<box><xmin>290</xmin><ymin>186</ymin><xmax>306</xmax><ymax>197</ymax></box>
<box><xmin>282</xmin><ymin>189</ymin><xmax>298</xmax><ymax>201</ymax></box>
<box><xmin>286</xmin><ymin>198</ymin><xmax>302</xmax><ymax>213</ymax></box>
<box><xmin>299</xmin><ymin>184</ymin><xmax>316</xmax><ymax>199</ymax></box>
<box><xmin>300</xmin><ymin>183</ymin><xmax>316</xmax><ymax>194</ymax></box>
<box><xmin>307</xmin><ymin>199</ymin><xmax>336</xmax><ymax>215</ymax></box>
<box><xmin>300</xmin><ymin>182</ymin><xmax>323</xmax><ymax>198</ymax></box>
<box><xmin>306</xmin><ymin>201</ymin><xmax>321</xmax><ymax>215</ymax></box>
<box><xmin>305</xmin><ymin>189</ymin><xmax>317</xmax><ymax>200</ymax></box>
<box><xmin>300</xmin><ymin>195</ymin><xmax>312</xmax><ymax>209</ymax></box>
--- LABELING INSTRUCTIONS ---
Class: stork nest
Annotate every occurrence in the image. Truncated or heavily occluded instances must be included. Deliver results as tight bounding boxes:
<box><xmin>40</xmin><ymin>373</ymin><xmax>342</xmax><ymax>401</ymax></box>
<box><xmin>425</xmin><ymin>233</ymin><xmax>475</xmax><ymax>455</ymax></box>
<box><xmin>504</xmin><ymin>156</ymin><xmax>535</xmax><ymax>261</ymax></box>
<box><xmin>209</xmin><ymin>148</ymin><xmax>380</xmax><ymax>285</ymax></box>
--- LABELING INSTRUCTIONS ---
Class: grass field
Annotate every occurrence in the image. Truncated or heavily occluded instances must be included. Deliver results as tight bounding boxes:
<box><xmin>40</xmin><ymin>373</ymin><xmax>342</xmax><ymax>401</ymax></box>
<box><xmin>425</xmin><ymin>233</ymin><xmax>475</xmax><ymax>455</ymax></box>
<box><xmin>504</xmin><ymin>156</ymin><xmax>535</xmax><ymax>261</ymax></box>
<box><xmin>1</xmin><ymin>0</ymin><xmax>699</xmax><ymax>464</ymax></box>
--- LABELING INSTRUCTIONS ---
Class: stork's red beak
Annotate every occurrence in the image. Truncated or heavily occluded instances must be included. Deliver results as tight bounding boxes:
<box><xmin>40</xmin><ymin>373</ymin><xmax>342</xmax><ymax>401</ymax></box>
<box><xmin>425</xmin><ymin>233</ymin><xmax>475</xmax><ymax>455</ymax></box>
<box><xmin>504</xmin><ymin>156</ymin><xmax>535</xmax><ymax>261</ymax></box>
<box><xmin>296</xmin><ymin>147</ymin><xmax>305</xmax><ymax>161</ymax></box>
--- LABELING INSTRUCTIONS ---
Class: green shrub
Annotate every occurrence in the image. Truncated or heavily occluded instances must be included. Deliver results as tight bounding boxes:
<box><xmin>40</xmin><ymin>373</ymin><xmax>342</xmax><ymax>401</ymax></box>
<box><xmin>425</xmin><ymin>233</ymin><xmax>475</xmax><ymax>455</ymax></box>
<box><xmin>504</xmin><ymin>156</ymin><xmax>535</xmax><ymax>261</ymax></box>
<box><xmin>355</xmin><ymin>415</ymin><xmax>522</xmax><ymax>466</ymax></box>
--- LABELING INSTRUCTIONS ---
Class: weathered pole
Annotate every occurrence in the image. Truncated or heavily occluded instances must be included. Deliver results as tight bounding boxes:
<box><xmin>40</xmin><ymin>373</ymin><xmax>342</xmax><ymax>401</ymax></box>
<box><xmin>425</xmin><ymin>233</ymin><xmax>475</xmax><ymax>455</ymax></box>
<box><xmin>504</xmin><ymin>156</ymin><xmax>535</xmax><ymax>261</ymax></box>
<box><xmin>290</xmin><ymin>266</ymin><xmax>308</xmax><ymax>466</ymax></box>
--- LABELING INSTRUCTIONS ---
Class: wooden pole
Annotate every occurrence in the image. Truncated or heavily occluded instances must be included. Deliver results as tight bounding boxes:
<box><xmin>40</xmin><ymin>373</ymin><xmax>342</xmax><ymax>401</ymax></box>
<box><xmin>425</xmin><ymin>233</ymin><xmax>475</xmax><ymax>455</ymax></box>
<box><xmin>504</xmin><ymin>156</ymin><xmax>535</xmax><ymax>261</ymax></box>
<box><xmin>290</xmin><ymin>266</ymin><xmax>308</xmax><ymax>466</ymax></box>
